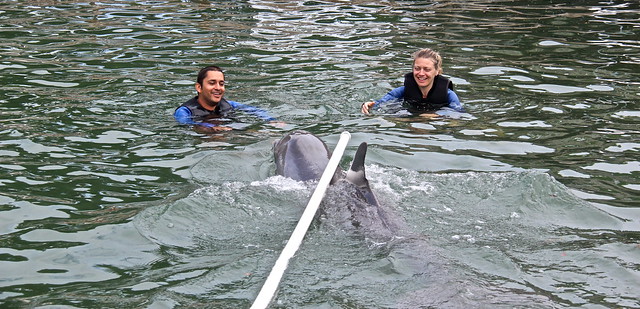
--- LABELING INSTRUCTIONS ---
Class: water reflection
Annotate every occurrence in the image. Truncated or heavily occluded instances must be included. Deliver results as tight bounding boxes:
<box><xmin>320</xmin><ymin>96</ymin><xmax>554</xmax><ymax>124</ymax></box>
<box><xmin>4</xmin><ymin>223</ymin><xmax>157</xmax><ymax>287</ymax></box>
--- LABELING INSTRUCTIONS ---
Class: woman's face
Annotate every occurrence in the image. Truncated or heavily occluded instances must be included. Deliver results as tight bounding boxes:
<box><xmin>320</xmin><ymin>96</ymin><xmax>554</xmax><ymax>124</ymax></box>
<box><xmin>413</xmin><ymin>57</ymin><xmax>437</xmax><ymax>88</ymax></box>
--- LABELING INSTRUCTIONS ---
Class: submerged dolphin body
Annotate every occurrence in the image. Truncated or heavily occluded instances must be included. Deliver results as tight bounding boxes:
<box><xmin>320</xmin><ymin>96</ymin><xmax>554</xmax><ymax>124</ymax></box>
<box><xmin>273</xmin><ymin>130</ymin><xmax>391</xmax><ymax>234</ymax></box>
<box><xmin>271</xmin><ymin>131</ymin><xmax>555</xmax><ymax>306</ymax></box>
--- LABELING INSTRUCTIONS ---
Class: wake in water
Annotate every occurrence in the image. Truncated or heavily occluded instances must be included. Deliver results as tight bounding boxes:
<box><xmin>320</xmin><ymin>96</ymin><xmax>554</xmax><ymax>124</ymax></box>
<box><xmin>362</xmin><ymin>167</ymin><xmax>633</xmax><ymax>308</ymax></box>
<box><xmin>134</xmin><ymin>154</ymin><xmax>633</xmax><ymax>307</ymax></box>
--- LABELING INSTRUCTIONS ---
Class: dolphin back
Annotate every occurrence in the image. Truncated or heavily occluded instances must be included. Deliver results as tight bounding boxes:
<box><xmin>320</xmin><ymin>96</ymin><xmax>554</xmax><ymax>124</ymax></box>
<box><xmin>322</xmin><ymin>141</ymin><xmax>397</xmax><ymax>238</ymax></box>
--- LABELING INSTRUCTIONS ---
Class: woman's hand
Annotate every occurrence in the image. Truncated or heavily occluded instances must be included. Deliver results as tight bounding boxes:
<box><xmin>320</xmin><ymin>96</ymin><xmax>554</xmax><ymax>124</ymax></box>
<box><xmin>361</xmin><ymin>101</ymin><xmax>375</xmax><ymax>114</ymax></box>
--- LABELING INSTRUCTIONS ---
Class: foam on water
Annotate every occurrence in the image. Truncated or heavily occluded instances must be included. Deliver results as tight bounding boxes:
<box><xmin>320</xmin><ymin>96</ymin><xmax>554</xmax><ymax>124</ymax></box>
<box><xmin>133</xmin><ymin>163</ymin><xmax>636</xmax><ymax>307</ymax></box>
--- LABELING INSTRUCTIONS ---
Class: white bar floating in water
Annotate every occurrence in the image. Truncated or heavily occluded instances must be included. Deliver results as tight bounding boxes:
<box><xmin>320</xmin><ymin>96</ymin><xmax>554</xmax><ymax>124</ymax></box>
<box><xmin>251</xmin><ymin>131</ymin><xmax>352</xmax><ymax>309</ymax></box>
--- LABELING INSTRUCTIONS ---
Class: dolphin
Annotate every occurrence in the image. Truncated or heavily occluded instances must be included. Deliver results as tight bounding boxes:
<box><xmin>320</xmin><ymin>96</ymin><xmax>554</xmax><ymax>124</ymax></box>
<box><xmin>273</xmin><ymin>130</ymin><xmax>393</xmax><ymax>236</ymax></box>
<box><xmin>273</xmin><ymin>130</ymin><xmax>379</xmax><ymax>204</ymax></box>
<box><xmin>271</xmin><ymin>131</ymin><xmax>556</xmax><ymax>306</ymax></box>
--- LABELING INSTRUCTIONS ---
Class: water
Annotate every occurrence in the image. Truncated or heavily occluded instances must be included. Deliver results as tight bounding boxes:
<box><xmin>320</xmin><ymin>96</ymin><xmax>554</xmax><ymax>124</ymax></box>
<box><xmin>0</xmin><ymin>0</ymin><xmax>638</xmax><ymax>308</ymax></box>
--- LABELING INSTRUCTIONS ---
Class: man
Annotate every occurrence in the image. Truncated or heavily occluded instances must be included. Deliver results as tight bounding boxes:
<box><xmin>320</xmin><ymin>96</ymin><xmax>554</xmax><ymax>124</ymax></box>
<box><xmin>174</xmin><ymin>65</ymin><xmax>277</xmax><ymax>131</ymax></box>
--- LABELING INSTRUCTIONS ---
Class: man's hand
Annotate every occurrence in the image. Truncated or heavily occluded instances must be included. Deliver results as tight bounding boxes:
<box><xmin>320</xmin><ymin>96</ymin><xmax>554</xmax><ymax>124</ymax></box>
<box><xmin>195</xmin><ymin>125</ymin><xmax>233</xmax><ymax>133</ymax></box>
<box><xmin>268</xmin><ymin>121</ymin><xmax>287</xmax><ymax>128</ymax></box>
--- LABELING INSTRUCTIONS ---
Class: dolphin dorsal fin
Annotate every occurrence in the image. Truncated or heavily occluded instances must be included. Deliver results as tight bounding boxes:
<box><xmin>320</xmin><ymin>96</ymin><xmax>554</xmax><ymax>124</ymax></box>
<box><xmin>346</xmin><ymin>142</ymin><xmax>368</xmax><ymax>185</ymax></box>
<box><xmin>346</xmin><ymin>142</ymin><xmax>381</xmax><ymax>207</ymax></box>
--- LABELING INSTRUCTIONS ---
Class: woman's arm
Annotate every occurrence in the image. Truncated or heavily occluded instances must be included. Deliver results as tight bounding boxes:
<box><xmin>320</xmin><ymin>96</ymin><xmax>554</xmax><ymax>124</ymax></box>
<box><xmin>446</xmin><ymin>89</ymin><xmax>465</xmax><ymax>112</ymax></box>
<box><xmin>374</xmin><ymin>86</ymin><xmax>405</xmax><ymax>108</ymax></box>
<box><xmin>362</xmin><ymin>86</ymin><xmax>405</xmax><ymax>114</ymax></box>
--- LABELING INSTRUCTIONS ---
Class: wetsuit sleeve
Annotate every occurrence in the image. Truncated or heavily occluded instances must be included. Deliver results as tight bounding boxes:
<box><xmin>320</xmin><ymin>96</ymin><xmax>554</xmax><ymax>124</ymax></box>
<box><xmin>227</xmin><ymin>100</ymin><xmax>276</xmax><ymax>121</ymax></box>
<box><xmin>173</xmin><ymin>106</ymin><xmax>193</xmax><ymax>124</ymax></box>
<box><xmin>173</xmin><ymin>106</ymin><xmax>218</xmax><ymax>128</ymax></box>
<box><xmin>447</xmin><ymin>89</ymin><xmax>465</xmax><ymax>112</ymax></box>
<box><xmin>373</xmin><ymin>86</ymin><xmax>405</xmax><ymax>108</ymax></box>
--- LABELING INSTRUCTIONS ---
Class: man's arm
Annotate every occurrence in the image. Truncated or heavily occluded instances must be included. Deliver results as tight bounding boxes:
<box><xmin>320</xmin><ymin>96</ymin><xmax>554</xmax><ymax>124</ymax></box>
<box><xmin>173</xmin><ymin>106</ymin><xmax>219</xmax><ymax>128</ymax></box>
<box><xmin>227</xmin><ymin>100</ymin><xmax>276</xmax><ymax>121</ymax></box>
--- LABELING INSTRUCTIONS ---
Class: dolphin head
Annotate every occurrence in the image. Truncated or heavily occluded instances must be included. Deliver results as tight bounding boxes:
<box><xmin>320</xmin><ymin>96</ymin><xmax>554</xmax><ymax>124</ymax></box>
<box><xmin>273</xmin><ymin>130</ymin><xmax>343</xmax><ymax>183</ymax></box>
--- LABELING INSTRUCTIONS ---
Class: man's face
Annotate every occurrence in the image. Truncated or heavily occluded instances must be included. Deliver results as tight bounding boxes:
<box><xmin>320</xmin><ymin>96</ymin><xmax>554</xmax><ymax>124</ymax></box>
<box><xmin>195</xmin><ymin>70</ymin><xmax>225</xmax><ymax>107</ymax></box>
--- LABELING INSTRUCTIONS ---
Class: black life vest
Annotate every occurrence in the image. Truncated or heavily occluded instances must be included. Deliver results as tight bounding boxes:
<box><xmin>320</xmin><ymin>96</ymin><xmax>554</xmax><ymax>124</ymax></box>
<box><xmin>403</xmin><ymin>73</ymin><xmax>453</xmax><ymax>112</ymax></box>
<box><xmin>178</xmin><ymin>96</ymin><xmax>234</xmax><ymax>120</ymax></box>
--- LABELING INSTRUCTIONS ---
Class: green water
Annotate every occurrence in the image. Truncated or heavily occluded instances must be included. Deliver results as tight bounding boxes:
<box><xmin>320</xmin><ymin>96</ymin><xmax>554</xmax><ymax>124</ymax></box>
<box><xmin>1</xmin><ymin>1</ymin><xmax>638</xmax><ymax>308</ymax></box>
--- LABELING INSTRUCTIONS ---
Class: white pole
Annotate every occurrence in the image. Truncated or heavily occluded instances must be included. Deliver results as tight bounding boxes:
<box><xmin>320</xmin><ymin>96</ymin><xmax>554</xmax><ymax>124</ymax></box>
<box><xmin>250</xmin><ymin>131</ymin><xmax>351</xmax><ymax>309</ymax></box>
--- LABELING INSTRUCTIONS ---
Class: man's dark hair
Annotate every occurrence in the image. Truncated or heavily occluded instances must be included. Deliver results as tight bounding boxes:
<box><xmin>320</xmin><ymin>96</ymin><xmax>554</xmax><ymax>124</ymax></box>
<box><xmin>197</xmin><ymin>65</ymin><xmax>224</xmax><ymax>85</ymax></box>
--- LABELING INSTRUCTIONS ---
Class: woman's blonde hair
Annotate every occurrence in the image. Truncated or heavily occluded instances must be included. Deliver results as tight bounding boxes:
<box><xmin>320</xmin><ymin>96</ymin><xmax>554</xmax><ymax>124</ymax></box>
<box><xmin>412</xmin><ymin>48</ymin><xmax>443</xmax><ymax>74</ymax></box>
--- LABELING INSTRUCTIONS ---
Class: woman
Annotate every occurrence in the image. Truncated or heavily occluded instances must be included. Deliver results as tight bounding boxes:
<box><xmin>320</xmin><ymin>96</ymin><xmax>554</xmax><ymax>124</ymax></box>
<box><xmin>361</xmin><ymin>48</ymin><xmax>464</xmax><ymax>115</ymax></box>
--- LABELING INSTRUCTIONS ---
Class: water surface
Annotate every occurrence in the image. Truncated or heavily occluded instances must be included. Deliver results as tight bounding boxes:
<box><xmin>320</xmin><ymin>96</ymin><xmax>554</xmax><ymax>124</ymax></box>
<box><xmin>0</xmin><ymin>0</ymin><xmax>638</xmax><ymax>308</ymax></box>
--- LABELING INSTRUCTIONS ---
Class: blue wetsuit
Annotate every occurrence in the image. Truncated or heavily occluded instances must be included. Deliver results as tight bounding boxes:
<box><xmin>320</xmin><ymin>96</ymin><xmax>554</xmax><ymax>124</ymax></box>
<box><xmin>174</xmin><ymin>96</ymin><xmax>275</xmax><ymax>128</ymax></box>
<box><xmin>373</xmin><ymin>74</ymin><xmax>464</xmax><ymax>113</ymax></box>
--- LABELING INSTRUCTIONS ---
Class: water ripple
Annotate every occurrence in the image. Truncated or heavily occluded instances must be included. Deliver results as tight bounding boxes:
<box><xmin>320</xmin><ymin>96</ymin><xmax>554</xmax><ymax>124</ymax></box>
<box><xmin>0</xmin><ymin>0</ymin><xmax>639</xmax><ymax>307</ymax></box>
